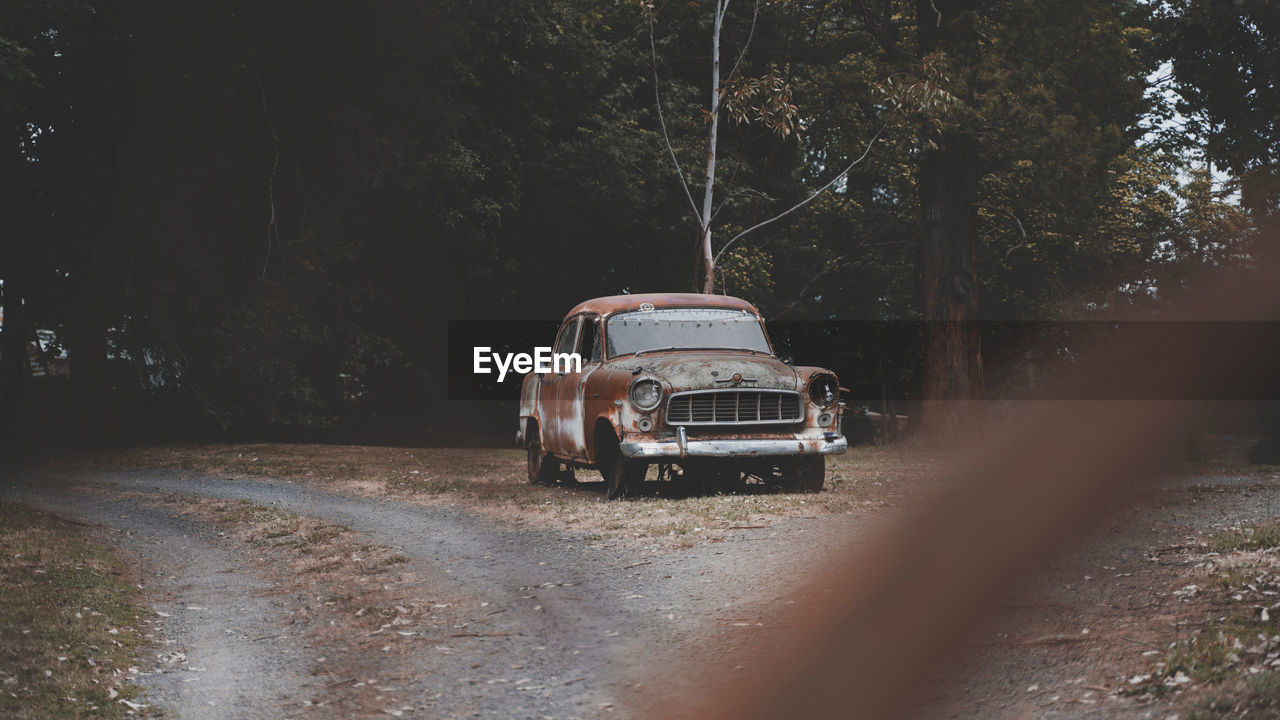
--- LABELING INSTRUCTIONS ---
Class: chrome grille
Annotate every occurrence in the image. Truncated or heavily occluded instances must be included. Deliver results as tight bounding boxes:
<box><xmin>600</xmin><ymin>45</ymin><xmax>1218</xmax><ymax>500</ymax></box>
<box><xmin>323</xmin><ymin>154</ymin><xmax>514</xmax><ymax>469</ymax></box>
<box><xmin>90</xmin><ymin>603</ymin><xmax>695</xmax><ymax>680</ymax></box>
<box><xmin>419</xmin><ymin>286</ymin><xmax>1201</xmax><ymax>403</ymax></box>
<box><xmin>665</xmin><ymin>390</ymin><xmax>803</xmax><ymax>426</ymax></box>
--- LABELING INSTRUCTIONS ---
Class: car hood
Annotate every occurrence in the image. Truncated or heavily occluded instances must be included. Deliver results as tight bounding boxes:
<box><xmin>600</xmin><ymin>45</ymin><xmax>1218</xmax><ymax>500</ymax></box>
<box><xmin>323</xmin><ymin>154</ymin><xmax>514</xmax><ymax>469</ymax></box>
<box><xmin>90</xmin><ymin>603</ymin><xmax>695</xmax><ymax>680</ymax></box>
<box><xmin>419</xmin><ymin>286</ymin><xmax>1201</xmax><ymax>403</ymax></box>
<box><xmin>605</xmin><ymin>351</ymin><xmax>799</xmax><ymax>392</ymax></box>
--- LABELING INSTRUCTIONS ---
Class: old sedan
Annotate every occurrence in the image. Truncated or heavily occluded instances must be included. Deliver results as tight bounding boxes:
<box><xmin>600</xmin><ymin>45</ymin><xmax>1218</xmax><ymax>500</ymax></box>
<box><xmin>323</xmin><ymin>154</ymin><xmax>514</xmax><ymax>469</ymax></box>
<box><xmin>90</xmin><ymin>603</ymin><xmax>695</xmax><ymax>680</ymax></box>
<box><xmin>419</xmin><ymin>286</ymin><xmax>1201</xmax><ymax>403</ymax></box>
<box><xmin>517</xmin><ymin>293</ymin><xmax>847</xmax><ymax>498</ymax></box>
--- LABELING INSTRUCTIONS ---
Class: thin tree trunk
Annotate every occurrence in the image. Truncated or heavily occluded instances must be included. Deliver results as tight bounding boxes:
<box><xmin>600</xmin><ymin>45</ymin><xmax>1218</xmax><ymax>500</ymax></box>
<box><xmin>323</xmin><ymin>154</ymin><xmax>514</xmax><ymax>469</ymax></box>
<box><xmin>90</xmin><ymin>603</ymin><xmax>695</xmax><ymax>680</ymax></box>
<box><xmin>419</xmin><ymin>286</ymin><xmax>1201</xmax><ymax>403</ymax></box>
<box><xmin>877</xmin><ymin>326</ymin><xmax>899</xmax><ymax>444</ymax></box>
<box><xmin>69</xmin><ymin>262</ymin><xmax>109</xmax><ymax>442</ymax></box>
<box><xmin>1</xmin><ymin>272</ymin><xmax>33</xmax><ymax>453</ymax></box>
<box><xmin>700</xmin><ymin>1</ymin><xmax>726</xmax><ymax>294</ymax></box>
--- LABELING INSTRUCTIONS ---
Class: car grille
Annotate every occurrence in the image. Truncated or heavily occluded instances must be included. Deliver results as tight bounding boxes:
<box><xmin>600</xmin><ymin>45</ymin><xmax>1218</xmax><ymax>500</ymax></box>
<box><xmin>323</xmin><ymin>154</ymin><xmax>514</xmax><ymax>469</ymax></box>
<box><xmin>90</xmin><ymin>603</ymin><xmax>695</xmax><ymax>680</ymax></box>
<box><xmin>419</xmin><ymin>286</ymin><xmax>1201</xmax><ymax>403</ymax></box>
<box><xmin>665</xmin><ymin>390</ymin><xmax>803</xmax><ymax>426</ymax></box>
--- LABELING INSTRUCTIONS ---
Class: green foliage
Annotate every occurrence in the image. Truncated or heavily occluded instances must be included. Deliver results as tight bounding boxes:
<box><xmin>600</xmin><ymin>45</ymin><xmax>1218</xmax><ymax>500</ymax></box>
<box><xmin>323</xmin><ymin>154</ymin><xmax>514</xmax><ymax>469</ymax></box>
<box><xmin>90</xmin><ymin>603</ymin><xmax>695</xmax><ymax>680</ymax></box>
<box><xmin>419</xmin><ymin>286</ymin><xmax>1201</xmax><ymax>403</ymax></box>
<box><xmin>1158</xmin><ymin>0</ymin><xmax>1280</xmax><ymax>218</ymax></box>
<box><xmin>0</xmin><ymin>37</ymin><xmax>39</xmax><ymax>116</ymax></box>
<box><xmin>0</xmin><ymin>0</ymin><xmax>1264</xmax><ymax>434</ymax></box>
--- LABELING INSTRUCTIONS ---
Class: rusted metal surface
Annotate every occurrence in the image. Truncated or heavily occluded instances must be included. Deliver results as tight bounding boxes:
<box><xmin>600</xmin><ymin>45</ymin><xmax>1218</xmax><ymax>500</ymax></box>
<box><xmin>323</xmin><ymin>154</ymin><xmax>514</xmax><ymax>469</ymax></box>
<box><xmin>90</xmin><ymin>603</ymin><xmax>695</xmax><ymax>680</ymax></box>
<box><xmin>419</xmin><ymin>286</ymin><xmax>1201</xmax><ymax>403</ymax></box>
<box><xmin>518</xmin><ymin>294</ymin><xmax>847</xmax><ymax>483</ymax></box>
<box><xmin>563</xmin><ymin>292</ymin><xmax>758</xmax><ymax>319</ymax></box>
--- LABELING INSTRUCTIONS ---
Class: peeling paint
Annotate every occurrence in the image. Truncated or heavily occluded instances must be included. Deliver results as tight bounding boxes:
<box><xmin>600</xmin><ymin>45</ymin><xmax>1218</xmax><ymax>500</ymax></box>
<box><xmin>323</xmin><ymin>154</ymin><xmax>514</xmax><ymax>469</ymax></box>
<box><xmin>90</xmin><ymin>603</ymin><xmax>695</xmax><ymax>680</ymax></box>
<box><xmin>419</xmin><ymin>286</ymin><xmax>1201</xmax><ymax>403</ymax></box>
<box><xmin>518</xmin><ymin>293</ymin><xmax>848</xmax><ymax>470</ymax></box>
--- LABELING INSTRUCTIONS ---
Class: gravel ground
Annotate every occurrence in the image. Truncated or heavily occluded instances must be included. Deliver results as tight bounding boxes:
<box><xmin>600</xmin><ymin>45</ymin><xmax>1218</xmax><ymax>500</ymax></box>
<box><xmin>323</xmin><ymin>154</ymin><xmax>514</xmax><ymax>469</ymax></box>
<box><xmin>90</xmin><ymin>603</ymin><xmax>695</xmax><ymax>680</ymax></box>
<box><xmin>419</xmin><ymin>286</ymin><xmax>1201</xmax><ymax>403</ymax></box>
<box><xmin>1</xmin><ymin>479</ymin><xmax>313</xmax><ymax>719</ymax></box>
<box><xmin>915</xmin><ymin>472</ymin><xmax>1280</xmax><ymax>719</ymax></box>
<box><xmin>3</xmin><ymin>465</ymin><xmax>1278</xmax><ymax>719</ymax></box>
<box><xmin>1</xmin><ymin>469</ymin><xmax>867</xmax><ymax>719</ymax></box>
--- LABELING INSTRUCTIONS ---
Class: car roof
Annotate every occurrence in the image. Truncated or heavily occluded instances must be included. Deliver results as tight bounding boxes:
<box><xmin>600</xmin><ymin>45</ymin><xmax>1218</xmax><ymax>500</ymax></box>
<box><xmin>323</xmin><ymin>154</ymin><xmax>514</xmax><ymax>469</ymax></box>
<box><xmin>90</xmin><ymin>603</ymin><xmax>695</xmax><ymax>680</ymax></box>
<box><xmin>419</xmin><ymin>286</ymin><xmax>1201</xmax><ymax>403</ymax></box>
<box><xmin>563</xmin><ymin>293</ymin><xmax>760</xmax><ymax>319</ymax></box>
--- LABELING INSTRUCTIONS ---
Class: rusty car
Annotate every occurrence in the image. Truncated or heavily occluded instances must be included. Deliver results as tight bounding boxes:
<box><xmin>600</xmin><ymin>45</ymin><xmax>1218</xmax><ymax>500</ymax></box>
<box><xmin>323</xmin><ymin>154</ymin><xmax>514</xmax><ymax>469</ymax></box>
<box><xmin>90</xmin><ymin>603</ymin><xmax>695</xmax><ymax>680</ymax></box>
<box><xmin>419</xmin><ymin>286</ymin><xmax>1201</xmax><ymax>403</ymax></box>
<box><xmin>517</xmin><ymin>293</ymin><xmax>848</xmax><ymax>498</ymax></box>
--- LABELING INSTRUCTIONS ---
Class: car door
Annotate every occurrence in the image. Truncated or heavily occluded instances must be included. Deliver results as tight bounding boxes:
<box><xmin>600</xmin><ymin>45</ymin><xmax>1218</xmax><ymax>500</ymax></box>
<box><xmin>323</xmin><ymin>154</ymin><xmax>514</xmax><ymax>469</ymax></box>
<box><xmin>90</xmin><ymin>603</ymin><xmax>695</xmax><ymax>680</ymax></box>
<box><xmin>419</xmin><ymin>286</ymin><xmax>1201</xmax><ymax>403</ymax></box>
<box><xmin>538</xmin><ymin>316</ymin><xmax>579</xmax><ymax>457</ymax></box>
<box><xmin>558</xmin><ymin>314</ymin><xmax>601</xmax><ymax>461</ymax></box>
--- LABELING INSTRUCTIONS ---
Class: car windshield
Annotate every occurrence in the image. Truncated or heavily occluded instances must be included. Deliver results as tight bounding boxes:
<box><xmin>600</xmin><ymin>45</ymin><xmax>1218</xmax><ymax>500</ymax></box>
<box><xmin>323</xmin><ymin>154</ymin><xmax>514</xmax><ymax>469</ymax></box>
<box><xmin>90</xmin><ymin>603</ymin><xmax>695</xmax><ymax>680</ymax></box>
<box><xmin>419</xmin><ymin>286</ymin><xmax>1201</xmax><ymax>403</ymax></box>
<box><xmin>605</xmin><ymin>307</ymin><xmax>772</xmax><ymax>357</ymax></box>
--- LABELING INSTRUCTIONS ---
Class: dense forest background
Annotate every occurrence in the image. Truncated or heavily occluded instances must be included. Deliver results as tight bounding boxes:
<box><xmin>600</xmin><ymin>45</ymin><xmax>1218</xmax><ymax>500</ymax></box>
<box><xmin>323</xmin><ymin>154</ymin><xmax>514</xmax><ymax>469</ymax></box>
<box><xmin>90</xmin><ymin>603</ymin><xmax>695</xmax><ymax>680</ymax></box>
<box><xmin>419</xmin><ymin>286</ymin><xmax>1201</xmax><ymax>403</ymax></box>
<box><xmin>1</xmin><ymin>0</ymin><xmax>1275</xmax><ymax>448</ymax></box>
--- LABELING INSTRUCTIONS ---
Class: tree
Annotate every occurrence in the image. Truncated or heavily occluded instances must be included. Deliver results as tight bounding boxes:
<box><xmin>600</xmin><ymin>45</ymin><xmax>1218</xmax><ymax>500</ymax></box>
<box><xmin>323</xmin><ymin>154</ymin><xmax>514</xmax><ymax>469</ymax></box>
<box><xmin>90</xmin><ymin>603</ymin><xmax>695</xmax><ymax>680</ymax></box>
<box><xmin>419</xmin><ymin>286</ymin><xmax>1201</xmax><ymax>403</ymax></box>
<box><xmin>1159</xmin><ymin>0</ymin><xmax>1279</xmax><ymax>229</ymax></box>
<box><xmin>643</xmin><ymin>0</ymin><xmax>879</xmax><ymax>293</ymax></box>
<box><xmin>1158</xmin><ymin>0</ymin><xmax>1279</xmax><ymax>462</ymax></box>
<box><xmin>808</xmin><ymin>0</ymin><xmax>1157</xmax><ymax>433</ymax></box>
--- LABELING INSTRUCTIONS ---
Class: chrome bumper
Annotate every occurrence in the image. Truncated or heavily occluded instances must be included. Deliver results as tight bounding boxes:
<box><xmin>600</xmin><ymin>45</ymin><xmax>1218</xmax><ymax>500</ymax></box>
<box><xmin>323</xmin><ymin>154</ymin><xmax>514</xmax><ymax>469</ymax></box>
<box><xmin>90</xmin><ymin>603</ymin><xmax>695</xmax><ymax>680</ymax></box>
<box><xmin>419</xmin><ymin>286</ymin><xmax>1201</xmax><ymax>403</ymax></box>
<box><xmin>619</xmin><ymin>433</ymin><xmax>848</xmax><ymax>459</ymax></box>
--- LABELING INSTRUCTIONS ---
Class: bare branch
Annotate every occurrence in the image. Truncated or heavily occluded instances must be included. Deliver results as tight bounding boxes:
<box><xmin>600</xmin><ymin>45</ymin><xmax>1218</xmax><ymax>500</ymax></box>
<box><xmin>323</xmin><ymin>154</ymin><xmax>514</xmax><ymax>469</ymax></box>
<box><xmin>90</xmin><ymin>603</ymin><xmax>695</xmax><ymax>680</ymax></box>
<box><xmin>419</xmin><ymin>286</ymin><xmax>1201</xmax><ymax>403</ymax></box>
<box><xmin>972</xmin><ymin>203</ymin><xmax>1034</xmax><ymax>262</ymax></box>
<box><xmin>773</xmin><ymin>246</ymin><xmax>862</xmax><ymax>317</ymax></box>
<box><xmin>975</xmin><ymin>203</ymin><xmax>1031</xmax><ymax>261</ymax></box>
<box><xmin>247</xmin><ymin>33</ymin><xmax>280</xmax><ymax>284</ymax></box>
<box><xmin>976</xmin><ymin>203</ymin><xmax>1027</xmax><ymax>241</ymax></box>
<box><xmin>1008</xmin><ymin>211</ymin><xmax>1027</xmax><ymax>239</ymax></box>
<box><xmin>649</xmin><ymin>15</ymin><xmax>703</xmax><ymax>227</ymax></box>
<box><xmin>725</xmin><ymin>0</ymin><xmax>763</xmax><ymax>88</ymax></box>
<box><xmin>712</xmin><ymin>186</ymin><xmax>775</xmax><ymax>223</ymax></box>
<box><xmin>713</xmin><ymin>125</ymin><xmax>886</xmax><ymax>265</ymax></box>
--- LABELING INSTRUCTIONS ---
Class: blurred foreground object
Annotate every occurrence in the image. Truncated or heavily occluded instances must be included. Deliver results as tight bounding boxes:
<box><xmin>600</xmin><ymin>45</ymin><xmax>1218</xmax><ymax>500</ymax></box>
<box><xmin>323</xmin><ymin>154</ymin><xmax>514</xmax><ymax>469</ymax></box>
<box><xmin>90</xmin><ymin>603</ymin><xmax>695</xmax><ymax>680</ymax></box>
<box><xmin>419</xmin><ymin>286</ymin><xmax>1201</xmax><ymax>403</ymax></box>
<box><xmin>673</xmin><ymin>242</ymin><xmax>1280</xmax><ymax>719</ymax></box>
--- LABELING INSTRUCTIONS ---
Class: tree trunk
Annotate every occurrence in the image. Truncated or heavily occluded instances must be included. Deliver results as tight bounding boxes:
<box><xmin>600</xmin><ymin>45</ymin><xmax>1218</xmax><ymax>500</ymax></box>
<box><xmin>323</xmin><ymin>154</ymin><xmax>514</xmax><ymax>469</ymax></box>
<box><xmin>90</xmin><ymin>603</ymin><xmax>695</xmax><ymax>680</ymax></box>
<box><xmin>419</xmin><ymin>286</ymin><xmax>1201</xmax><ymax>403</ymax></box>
<box><xmin>1</xmin><ymin>273</ymin><xmax>33</xmax><ymax>453</ymax></box>
<box><xmin>68</xmin><ymin>265</ymin><xmax>110</xmax><ymax>443</ymax></box>
<box><xmin>699</xmin><ymin>1</ymin><xmax>726</xmax><ymax>295</ymax></box>
<box><xmin>918</xmin><ymin>131</ymin><xmax>983</xmax><ymax>436</ymax></box>
<box><xmin>701</xmin><ymin>226</ymin><xmax>716</xmax><ymax>293</ymax></box>
<box><xmin>914</xmin><ymin>0</ymin><xmax>984</xmax><ymax>437</ymax></box>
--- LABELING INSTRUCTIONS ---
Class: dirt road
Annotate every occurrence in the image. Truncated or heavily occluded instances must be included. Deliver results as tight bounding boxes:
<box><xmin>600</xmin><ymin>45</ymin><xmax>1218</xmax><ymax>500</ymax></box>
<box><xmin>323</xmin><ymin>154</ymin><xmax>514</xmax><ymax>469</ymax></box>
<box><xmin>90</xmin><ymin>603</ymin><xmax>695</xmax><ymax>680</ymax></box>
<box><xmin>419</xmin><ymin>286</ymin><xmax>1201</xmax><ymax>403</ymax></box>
<box><xmin>3</xmin><ymin>464</ymin><xmax>1278</xmax><ymax>718</ymax></box>
<box><xmin>1</xmin><ymin>469</ymin><xmax>862</xmax><ymax>719</ymax></box>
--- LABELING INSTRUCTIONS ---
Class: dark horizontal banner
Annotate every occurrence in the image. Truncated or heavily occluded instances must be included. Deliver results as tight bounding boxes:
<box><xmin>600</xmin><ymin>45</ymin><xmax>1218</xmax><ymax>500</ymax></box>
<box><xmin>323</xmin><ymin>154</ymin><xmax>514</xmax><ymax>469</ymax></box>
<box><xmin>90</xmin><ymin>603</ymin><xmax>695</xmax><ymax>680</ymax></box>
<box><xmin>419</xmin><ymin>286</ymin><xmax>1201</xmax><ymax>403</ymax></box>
<box><xmin>447</xmin><ymin>320</ymin><xmax>1280</xmax><ymax>402</ymax></box>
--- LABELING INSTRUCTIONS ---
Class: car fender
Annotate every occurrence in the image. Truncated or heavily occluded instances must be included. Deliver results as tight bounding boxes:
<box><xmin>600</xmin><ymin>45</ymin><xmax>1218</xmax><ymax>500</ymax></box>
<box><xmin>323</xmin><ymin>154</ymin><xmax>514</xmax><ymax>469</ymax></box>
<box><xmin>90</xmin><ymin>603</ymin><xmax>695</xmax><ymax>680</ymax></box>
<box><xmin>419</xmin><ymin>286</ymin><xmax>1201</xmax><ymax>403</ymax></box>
<box><xmin>517</xmin><ymin>373</ymin><xmax>541</xmax><ymax>447</ymax></box>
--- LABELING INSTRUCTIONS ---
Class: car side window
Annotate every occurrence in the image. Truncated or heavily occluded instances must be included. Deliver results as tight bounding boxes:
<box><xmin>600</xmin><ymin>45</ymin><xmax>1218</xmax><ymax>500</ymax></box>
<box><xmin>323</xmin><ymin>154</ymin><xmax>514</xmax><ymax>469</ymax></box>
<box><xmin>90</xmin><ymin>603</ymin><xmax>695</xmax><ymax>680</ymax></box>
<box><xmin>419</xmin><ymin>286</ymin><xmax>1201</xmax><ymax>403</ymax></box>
<box><xmin>577</xmin><ymin>316</ymin><xmax>601</xmax><ymax>363</ymax></box>
<box><xmin>553</xmin><ymin>317</ymin><xmax>579</xmax><ymax>358</ymax></box>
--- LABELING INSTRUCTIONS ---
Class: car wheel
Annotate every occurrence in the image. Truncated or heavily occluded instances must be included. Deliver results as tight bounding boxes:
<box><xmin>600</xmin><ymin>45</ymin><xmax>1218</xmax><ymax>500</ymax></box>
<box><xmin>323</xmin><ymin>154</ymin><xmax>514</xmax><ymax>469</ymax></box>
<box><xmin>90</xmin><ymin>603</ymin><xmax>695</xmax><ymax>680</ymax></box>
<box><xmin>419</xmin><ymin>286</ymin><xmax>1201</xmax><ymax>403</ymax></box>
<box><xmin>527</xmin><ymin>429</ymin><xmax>558</xmax><ymax>485</ymax></box>
<box><xmin>780</xmin><ymin>456</ymin><xmax>825</xmax><ymax>493</ymax></box>
<box><xmin>605</xmin><ymin>453</ymin><xmax>645</xmax><ymax>500</ymax></box>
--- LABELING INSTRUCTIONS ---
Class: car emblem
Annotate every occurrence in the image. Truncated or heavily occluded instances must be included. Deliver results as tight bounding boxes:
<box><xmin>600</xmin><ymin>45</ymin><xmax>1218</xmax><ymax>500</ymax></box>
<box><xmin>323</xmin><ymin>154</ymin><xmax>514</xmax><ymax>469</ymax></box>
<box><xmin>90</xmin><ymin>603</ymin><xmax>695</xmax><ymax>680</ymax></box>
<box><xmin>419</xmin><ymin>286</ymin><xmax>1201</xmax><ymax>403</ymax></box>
<box><xmin>639</xmin><ymin>302</ymin><xmax>655</xmax><ymax>313</ymax></box>
<box><xmin>731</xmin><ymin>372</ymin><xmax>743</xmax><ymax>385</ymax></box>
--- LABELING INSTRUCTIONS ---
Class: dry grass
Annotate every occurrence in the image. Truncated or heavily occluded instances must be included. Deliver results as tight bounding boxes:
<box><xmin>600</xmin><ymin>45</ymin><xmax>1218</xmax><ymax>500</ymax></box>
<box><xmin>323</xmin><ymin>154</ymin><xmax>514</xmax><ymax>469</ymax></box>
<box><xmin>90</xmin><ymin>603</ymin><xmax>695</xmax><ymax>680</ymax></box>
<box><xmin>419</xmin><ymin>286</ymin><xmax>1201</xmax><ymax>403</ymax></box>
<box><xmin>153</xmin><ymin>494</ymin><xmax>408</xmax><ymax>576</ymax></box>
<box><xmin>0</xmin><ymin>500</ymin><xmax>154</xmax><ymax>719</ymax></box>
<box><xmin>1127</xmin><ymin>517</ymin><xmax>1280</xmax><ymax>710</ymax></box>
<box><xmin>148</xmin><ymin>493</ymin><xmax>470</xmax><ymax>717</ymax></box>
<box><xmin>1208</xmin><ymin>520</ymin><xmax>1280</xmax><ymax>554</ymax></box>
<box><xmin>79</xmin><ymin>442</ymin><xmax>945</xmax><ymax>546</ymax></box>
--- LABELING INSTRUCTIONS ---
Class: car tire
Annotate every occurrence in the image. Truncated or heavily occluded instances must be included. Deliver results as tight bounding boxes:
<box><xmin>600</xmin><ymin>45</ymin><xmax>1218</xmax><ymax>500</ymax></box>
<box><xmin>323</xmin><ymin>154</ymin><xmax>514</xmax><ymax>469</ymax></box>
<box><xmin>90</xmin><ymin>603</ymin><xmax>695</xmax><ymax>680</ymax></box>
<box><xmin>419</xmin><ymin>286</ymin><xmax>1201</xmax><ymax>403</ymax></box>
<box><xmin>527</xmin><ymin>427</ymin><xmax>558</xmax><ymax>485</ymax></box>
<box><xmin>781</xmin><ymin>456</ymin><xmax>825</xmax><ymax>493</ymax></box>
<box><xmin>605</xmin><ymin>453</ymin><xmax>645</xmax><ymax>500</ymax></box>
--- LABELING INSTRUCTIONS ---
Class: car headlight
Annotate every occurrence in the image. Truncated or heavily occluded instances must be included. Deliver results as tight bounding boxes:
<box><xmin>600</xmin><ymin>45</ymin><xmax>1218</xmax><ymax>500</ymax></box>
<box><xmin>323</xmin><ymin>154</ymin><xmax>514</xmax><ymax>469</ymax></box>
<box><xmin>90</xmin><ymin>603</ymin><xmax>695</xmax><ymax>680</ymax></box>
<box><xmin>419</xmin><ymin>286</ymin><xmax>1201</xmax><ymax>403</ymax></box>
<box><xmin>807</xmin><ymin>373</ymin><xmax>839</xmax><ymax>408</ymax></box>
<box><xmin>629</xmin><ymin>377</ymin><xmax>663</xmax><ymax>411</ymax></box>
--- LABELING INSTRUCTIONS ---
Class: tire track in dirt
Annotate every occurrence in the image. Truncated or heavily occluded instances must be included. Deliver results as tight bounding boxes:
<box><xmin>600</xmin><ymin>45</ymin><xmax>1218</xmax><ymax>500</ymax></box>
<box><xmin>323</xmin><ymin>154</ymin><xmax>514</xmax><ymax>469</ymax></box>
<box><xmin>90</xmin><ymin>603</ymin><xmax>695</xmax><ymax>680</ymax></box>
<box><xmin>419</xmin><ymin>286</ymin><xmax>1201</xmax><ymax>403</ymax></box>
<box><xmin>10</xmin><ymin>466</ymin><xmax>1272</xmax><ymax>719</ymax></box>
<box><xmin>4</xmin><ymin>469</ymin><xmax>857</xmax><ymax>719</ymax></box>
<box><xmin>0</xmin><ymin>480</ymin><xmax>313</xmax><ymax>720</ymax></box>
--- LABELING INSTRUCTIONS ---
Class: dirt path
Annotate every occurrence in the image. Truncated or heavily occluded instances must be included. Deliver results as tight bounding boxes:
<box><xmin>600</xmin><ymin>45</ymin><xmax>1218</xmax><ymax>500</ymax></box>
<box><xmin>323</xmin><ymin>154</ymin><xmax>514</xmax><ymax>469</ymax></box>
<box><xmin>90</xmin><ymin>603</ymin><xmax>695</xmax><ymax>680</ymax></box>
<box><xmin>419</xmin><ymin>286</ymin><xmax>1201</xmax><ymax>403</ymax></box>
<box><xmin>915</xmin><ymin>473</ymin><xmax>1280</xmax><ymax>719</ymax></box>
<box><xmin>2</xmin><ymin>469</ymin><xmax>866</xmax><ymax>719</ymax></box>
<box><xmin>3</xmin><ymin>465</ymin><xmax>1278</xmax><ymax>718</ymax></box>
<box><xmin>1</xmin><ymin>480</ymin><xmax>313</xmax><ymax>719</ymax></box>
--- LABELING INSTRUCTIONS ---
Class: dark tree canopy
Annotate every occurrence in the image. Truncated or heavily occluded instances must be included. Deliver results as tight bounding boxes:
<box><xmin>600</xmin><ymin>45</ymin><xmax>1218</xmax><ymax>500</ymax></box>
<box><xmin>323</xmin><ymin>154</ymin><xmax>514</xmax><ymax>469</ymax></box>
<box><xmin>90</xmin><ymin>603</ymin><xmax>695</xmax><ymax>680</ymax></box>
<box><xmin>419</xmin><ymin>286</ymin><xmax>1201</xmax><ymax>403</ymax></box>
<box><xmin>0</xmin><ymin>0</ymin><xmax>1260</xmax><ymax>445</ymax></box>
<box><xmin>1159</xmin><ymin>0</ymin><xmax>1279</xmax><ymax>221</ymax></box>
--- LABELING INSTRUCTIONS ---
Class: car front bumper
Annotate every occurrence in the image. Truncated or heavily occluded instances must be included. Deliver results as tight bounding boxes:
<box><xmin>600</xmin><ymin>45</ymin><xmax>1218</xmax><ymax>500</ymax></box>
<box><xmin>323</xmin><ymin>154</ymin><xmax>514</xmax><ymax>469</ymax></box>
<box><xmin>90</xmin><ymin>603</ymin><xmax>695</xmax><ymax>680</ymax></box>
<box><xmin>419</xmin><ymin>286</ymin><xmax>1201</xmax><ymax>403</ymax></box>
<box><xmin>618</xmin><ymin>433</ymin><xmax>848</xmax><ymax>459</ymax></box>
